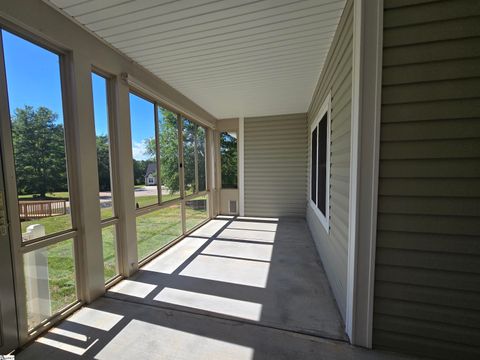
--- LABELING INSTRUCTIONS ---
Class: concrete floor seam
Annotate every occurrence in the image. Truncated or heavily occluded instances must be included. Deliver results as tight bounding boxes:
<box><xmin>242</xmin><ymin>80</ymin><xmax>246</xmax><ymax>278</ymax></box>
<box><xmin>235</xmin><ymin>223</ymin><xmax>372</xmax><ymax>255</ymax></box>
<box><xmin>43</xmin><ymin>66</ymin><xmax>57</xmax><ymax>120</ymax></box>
<box><xmin>103</xmin><ymin>294</ymin><xmax>350</xmax><ymax>345</ymax></box>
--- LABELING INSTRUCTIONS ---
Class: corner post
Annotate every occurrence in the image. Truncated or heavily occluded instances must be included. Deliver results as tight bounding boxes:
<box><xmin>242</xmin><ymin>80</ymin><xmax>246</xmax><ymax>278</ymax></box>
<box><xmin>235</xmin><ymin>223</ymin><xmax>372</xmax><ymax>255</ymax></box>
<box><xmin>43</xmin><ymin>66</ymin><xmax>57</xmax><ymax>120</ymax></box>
<box><xmin>346</xmin><ymin>0</ymin><xmax>383</xmax><ymax>347</ymax></box>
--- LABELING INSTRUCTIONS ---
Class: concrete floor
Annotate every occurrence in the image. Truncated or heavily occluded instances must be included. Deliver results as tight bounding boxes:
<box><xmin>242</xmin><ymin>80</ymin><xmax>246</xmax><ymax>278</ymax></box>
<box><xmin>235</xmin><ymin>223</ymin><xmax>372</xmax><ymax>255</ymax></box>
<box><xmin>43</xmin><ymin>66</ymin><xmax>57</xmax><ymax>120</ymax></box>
<box><xmin>17</xmin><ymin>217</ymin><xmax>418</xmax><ymax>360</ymax></box>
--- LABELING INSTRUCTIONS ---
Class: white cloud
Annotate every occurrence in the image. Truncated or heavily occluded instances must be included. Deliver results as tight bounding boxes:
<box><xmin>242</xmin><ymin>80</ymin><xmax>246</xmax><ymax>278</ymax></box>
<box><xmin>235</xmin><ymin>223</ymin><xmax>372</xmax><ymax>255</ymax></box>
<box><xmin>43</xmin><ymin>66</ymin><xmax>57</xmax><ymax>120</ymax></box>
<box><xmin>132</xmin><ymin>141</ymin><xmax>148</xmax><ymax>161</ymax></box>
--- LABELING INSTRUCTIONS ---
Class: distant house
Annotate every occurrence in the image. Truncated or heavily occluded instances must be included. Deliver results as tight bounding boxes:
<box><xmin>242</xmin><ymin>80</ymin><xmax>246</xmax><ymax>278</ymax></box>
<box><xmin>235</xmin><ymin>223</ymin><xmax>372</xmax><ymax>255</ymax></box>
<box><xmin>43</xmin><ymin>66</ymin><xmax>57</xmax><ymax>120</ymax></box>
<box><xmin>144</xmin><ymin>163</ymin><xmax>157</xmax><ymax>186</ymax></box>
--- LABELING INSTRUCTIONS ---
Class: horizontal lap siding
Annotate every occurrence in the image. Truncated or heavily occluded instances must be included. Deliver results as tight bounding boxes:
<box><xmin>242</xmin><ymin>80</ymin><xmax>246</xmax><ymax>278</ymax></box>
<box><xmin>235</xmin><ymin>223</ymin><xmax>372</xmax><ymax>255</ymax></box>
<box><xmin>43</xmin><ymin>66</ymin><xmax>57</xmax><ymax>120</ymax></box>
<box><xmin>374</xmin><ymin>1</ymin><xmax>480</xmax><ymax>359</ymax></box>
<box><xmin>244</xmin><ymin>113</ymin><xmax>307</xmax><ymax>217</ymax></box>
<box><xmin>306</xmin><ymin>0</ymin><xmax>353</xmax><ymax>320</ymax></box>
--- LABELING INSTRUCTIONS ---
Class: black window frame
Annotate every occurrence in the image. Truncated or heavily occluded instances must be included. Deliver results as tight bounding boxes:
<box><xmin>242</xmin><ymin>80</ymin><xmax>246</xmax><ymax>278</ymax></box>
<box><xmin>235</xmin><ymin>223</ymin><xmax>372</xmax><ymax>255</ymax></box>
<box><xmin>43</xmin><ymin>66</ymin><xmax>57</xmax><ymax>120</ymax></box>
<box><xmin>309</xmin><ymin>95</ymin><xmax>330</xmax><ymax>231</ymax></box>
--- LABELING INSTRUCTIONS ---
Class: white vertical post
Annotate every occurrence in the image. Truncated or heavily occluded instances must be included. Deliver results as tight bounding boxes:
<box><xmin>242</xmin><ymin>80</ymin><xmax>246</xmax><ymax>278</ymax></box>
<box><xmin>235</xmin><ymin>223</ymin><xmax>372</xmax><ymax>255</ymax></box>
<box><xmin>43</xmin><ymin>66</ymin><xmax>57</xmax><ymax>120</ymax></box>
<box><xmin>115</xmin><ymin>77</ymin><xmax>138</xmax><ymax>276</ymax></box>
<box><xmin>68</xmin><ymin>55</ymin><xmax>105</xmax><ymax>303</ymax></box>
<box><xmin>238</xmin><ymin>117</ymin><xmax>245</xmax><ymax>216</ymax></box>
<box><xmin>24</xmin><ymin>225</ymin><xmax>50</xmax><ymax>325</ymax></box>
<box><xmin>206</xmin><ymin>127</ymin><xmax>216</xmax><ymax>217</ymax></box>
<box><xmin>346</xmin><ymin>0</ymin><xmax>383</xmax><ymax>348</ymax></box>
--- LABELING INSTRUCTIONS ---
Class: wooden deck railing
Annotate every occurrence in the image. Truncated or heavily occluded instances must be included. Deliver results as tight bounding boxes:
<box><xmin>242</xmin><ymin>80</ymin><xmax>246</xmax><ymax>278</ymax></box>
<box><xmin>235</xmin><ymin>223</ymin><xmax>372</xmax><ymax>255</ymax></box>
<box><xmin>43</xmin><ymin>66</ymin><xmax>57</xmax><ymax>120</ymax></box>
<box><xmin>19</xmin><ymin>200</ymin><xmax>67</xmax><ymax>220</ymax></box>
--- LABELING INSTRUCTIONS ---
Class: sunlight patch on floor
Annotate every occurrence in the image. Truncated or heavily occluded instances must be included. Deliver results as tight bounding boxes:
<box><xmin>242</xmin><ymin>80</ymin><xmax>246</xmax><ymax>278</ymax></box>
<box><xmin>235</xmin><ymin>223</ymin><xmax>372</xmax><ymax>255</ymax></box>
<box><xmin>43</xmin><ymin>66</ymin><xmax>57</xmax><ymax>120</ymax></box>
<box><xmin>189</xmin><ymin>219</ymin><xmax>229</xmax><ymax>237</ymax></box>
<box><xmin>202</xmin><ymin>240</ymin><xmax>273</xmax><ymax>262</ymax></box>
<box><xmin>67</xmin><ymin>307</ymin><xmax>123</xmax><ymax>331</ymax></box>
<box><xmin>36</xmin><ymin>336</ymin><xmax>98</xmax><ymax>356</ymax></box>
<box><xmin>236</xmin><ymin>217</ymin><xmax>279</xmax><ymax>222</ymax></box>
<box><xmin>108</xmin><ymin>279</ymin><xmax>157</xmax><ymax>299</ymax></box>
<box><xmin>94</xmin><ymin>319</ymin><xmax>254</xmax><ymax>360</ymax></box>
<box><xmin>217</xmin><ymin>228</ymin><xmax>276</xmax><ymax>243</ymax></box>
<box><xmin>154</xmin><ymin>287</ymin><xmax>262</xmax><ymax>321</ymax></box>
<box><xmin>49</xmin><ymin>327</ymin><xmax>88</xmax><ymax>341</ymax></box>
<box><xmin>180</xmin><ymin>254</ymin><xmax>270</xmax><ymax>288</ymax></box>
<box><xmin>141</xmin><ymin>236</ymin><xmax>209</xmax><ymax>274</ymax></box>
<box><xmin>227</xmin><ymin>220</ymin><xmax>278</xmax><ymax>232</ymax></box>
<box><xmin>35</xmin><ymin>325</ymin><xmax>99</xmax><ymax>356</ymax></box>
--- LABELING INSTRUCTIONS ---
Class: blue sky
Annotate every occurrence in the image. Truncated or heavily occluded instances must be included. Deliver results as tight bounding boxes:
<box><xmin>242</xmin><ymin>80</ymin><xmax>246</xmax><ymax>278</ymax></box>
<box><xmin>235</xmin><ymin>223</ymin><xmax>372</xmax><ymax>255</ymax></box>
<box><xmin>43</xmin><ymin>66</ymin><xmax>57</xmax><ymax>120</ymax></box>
<box><xmin>129</xmin><ymin>93</ymin><xmax>155</xmax><ymax>161</ymax></box>
<box><xmin>91</xmin><ymin>73</ymin><xmax>108</xmax><ymax>136</ymax></box>
<box><xmin>2</xmin><ymin>30</ymin><xmax>64</xmax><ymax>122</ymax></box>
<box><xmin>2</xmin><ymin>29</ymin><xmax>155</xmax><ymax>160</ymax></box>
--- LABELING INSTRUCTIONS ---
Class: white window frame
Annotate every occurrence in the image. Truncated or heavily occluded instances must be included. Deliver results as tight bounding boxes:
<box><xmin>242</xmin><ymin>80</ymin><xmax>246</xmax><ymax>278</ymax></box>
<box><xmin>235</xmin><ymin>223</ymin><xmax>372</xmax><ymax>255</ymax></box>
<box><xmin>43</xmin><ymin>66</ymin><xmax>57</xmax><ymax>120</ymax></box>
<box><xmin>309</xmin><ymin>92</ymin><xmax>331</xmax><ymax>232</ymax></box>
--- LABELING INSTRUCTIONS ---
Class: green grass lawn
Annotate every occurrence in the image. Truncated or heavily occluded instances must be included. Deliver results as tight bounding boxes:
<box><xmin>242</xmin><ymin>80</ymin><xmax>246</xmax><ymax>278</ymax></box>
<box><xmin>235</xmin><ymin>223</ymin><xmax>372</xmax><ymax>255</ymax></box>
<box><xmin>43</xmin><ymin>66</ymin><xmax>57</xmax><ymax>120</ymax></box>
<box><xmin>20</xmin><ymin>193</ymin><xmax>181</xmax><ymax>234</ymax></box>
<box><xmin>134</xmin><ymin>193</ymin><xmax>180</xmax><ymax>208</ymax></box>
<box><xmin>185</xmin><ymin>195</ymin><xmax>208</xmax><ymax>231</ymax></box>
<box><xmin>136</xmin><ymin>203</ymin><xmax>183</xmax><ymax>261</ymax></box>
<box><xmin>25</xmin><ymin>238</ymin><xmax>76</xmax><ymax>329</ymax></box>
<box><xmin>102</xmin><ymin>225</ymin><xmax>117</xmax><ymax>281</ymax></box>
<box><xmin>23</xmin><ymin>193</ymin><xmax>208</xmax><ymax>329</ymax></box>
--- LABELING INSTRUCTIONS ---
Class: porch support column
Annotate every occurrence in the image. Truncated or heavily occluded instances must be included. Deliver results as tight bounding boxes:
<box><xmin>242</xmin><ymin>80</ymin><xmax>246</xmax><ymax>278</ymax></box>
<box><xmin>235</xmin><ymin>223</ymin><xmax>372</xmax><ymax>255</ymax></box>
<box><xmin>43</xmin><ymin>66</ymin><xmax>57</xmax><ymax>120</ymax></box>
<box><xmin>346</xmin><ymin>0</ymin><xmax>383</xmax><ymax>348</ymax></box>
<box><xmin>115</xmin><ymin>78</ymin><xmax>138</xmax><ymax>277</ymax></box>
<box><xmin>69</xmin><ymin>55</ymin><xmax>104</xmax><ymax>302</ymax></box>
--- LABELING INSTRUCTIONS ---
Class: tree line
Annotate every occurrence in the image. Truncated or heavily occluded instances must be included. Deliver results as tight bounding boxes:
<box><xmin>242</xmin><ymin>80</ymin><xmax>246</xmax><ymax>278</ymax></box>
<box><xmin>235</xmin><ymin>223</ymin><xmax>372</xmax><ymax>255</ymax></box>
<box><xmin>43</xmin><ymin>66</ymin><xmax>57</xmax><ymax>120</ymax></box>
<box><xmin>11</xmin><ymin>106</ymin><xmax>229</xmax><ymax>198</ymax></box>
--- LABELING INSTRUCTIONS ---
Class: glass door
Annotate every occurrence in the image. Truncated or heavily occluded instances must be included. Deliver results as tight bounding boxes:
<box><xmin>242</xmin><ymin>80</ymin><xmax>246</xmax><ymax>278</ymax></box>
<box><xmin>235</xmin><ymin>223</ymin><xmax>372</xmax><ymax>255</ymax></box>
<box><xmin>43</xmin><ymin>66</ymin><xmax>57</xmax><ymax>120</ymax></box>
<box><xmin>0</xmin><ymin>146</ymin><xmax>19</xmax><ymax>354</ymax></box>
<box><xmin>0</xmin><ymin>28</ymin><xmax>80</xmax><ymax>338</ymax></box>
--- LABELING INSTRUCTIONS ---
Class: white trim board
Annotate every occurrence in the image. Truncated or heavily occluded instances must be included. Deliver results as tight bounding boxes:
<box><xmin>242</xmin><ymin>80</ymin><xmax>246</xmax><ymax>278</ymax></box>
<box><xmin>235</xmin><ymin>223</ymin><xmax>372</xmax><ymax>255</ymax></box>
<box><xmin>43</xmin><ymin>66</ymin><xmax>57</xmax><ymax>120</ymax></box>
<box><xmin>346</xmin><ymin>0</ymin><xmax>383</xmax><ymax>348</ymax></box>
<box><xmin>238</xmin><ymin>117</ymin><xmax>245</xmax><ymax>217</ymax></box>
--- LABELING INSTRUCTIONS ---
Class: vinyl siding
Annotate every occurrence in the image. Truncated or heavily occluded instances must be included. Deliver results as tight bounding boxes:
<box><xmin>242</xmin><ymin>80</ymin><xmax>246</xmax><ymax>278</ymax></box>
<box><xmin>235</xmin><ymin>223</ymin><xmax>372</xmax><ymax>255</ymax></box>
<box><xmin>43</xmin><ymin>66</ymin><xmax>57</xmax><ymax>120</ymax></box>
<box><xmin>373</xmin><ymin>1</ymin><xmax>480</xmax><ymax>359</ymax></box>
<box><xmin>244</xmin><ymin>113</ymin><xmax>307</xmax><ymax>217</ymax></box>
<box><xmin>306</xmin><ymin>0</ymin><xmax>353</xmax><ymax>320</ymax></box>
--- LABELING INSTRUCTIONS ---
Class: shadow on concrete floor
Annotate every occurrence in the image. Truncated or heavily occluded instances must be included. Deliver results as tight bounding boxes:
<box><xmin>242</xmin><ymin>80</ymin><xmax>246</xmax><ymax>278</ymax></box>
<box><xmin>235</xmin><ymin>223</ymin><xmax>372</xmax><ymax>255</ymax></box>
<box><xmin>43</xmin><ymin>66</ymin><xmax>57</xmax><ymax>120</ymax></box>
<box><xmin>106</xmin><ymin>216</ymin><xmax>346</xmax><ymax>340</ymax></box>
<box><xmin>16</xmin><ymin>217</ymin><xmax>418</xmax><ymax>360</ymax></box>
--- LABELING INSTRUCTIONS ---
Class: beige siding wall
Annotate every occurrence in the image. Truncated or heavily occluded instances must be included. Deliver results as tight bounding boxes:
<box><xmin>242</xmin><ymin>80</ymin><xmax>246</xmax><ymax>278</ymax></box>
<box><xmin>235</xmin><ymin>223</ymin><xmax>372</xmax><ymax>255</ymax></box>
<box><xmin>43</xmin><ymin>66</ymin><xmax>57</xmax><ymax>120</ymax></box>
<box><xmin>306</xmin><ymin>0</ymin><xmax>353</xmax><ymax>320</ymax></box>
<box><xmin>373</xmin><ymin>1</ymin><xmax>480</xmax><ymax>359</ymax></box>
<box><xmin>244</xmin><ymin>113</ymin><xmax>307</xmax><ymax>217</ymax></box>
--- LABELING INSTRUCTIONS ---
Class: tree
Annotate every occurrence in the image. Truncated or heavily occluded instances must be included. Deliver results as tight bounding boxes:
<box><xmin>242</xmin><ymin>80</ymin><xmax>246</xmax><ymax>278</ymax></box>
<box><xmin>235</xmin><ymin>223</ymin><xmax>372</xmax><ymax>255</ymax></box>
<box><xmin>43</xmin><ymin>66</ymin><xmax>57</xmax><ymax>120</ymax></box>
<box><xmin>133</xmin><ymin>159</ymin><xmax>148</xmax><ymax>185</ymax></box>
<box><xmin>11</xmin><ymin>106</ymin><xmax>68</xmax><ymax>198</ymax></box>
<box><xmin>144</xmin><ymin>110</ymin><xmax>207</xmax><ymax>194</ymax></box>
<box><xmin>182</xmin><ymin>119</ymin><xmax>196</xmax><ymax>192</ymax></box>
<box><xmin>96</xmin><ymin>135</ymin><xmax>111</xmax><ymax>191</ymax></box>
<box><xmin>220</xmin><ymin>132</ymin><xmax>237</xmax><ymax>188</ymax></box>
<box><xmin>196</xmin><ymin>125</ymin><xmax>206</xmax><ymax>191</ymax></box>
<box><xmin>146</xmin><ymin>109</ymin><xmax>181</xmax><ymax>193</ymax></box>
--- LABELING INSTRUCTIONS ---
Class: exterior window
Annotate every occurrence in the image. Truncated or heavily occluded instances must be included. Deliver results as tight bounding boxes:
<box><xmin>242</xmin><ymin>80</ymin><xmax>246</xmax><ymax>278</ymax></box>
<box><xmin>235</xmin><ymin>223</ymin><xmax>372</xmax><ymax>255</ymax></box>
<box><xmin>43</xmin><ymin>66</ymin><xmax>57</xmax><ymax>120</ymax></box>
<box><xmin>220</xmin><ymin>131</ymin><xmax>238</xmax><ymax>189</ymax></box>
<box><xmin>317</xmin><ymin>114</ymin><xmax>328</xmax><ymax>215</ymax></box>
<box><xmin>158</xmin><ymin>106</ymin><xmax>180</xmax><ymax>201</ymax></box>
<box><xmin>92</xmin><ymin>73</ymin><xmax>114</xmax><ymax>219</ymax></box>
<box><xmin>23</xmin><ymin>239</ymin><xmax>76</xmax><ymax>329</ymax></box>
<box><xmin>129</xmin><ymin>92</ymin><xmax>158</xmax><ymax>208</ymax></box>
<box><xmin>182</xmin><ymin>117</ymin><xmax>196</xmax><ymax>195</ymax></box>
<box><xmin>197</xmin><ymin>126</ymin><xmax>207</xmax><ymax>192</ymax></box>
<box><xmin>4</xmin><ymin>30</ymin><xmax>73</xmax><ymax>240</ymax></box>
<box><xmin>1</xmin><ymin>29</ymin><xmax>78</xmax><ymax>329</ymax></box>
<box><xmin>186</xmin><ymin>194</ymin><xmax>208</xmax><ymax>231</ymax></box>
<box><xmin>310</xmin><ymin>95</ymin><xmax>330</xmax><ymax>231</ymax></box>
<box><xmin>182</xmin><ymin>117</ymin><xmax>207</xmax><ymax>196</ymax></box>
<box><xmin>129</xmin><ymin>99</ymin><xmax>209</xmax><ymax>261</ymax></box>
<box><xmin>92</xmin><ymin>72</ymin><xmax>119</xmax><ymax>283</ymax></box>
<box><xmin>311</xmin><ymin>128</ymin><xmax>317</xmax><ymax>202</ymax></box>
<box><xmin>136</xmin><ymin>204</ymin><xmax>182</xmax><ymax>261</ymax></box>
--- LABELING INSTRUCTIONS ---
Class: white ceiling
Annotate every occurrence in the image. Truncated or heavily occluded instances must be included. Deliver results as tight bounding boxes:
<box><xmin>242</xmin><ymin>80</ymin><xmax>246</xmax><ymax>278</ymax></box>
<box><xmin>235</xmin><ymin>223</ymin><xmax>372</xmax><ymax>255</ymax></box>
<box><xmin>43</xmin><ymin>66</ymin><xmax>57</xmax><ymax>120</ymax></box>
<box><xmin>46</xmin><ymin>0</ymin><xmax>346</xmax><ymax>119</ymax></box>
